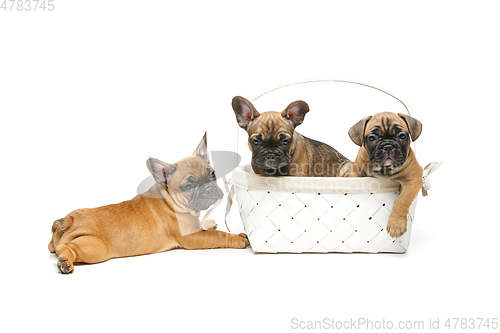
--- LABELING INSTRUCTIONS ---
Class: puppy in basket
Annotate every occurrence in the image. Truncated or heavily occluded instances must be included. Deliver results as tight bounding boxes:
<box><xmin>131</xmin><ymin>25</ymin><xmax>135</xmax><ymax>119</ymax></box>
<box><xmin>348</xmin><ymin>112</ymin><xmax>423</xmax><ymax>238</ymax></box>
<box><xmin>48</xmin><ymin>133</ymin><xmax>249</xmax><ymax>273</ymax></box>
<box><xmin>232</xmin><ymin>96</ymin><xmax>352</xmax><ymax>177</ymax></box>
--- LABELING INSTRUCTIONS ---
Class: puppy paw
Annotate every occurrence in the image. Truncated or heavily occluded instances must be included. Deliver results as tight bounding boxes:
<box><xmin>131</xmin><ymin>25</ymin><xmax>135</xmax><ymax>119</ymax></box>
<box><xmin>203</xmin><ymin>219</ymin><xmax>217</xmax><ymax>231</ymax></box>
<box><xmin>387</xmin><ymin>216</ymin><xmax>407</xmax><ymax>238</ymax></box>
<box><xmin>57</xmin><ymin>257</ymin><xmax>74</xmax><ymax>274</ymax></box>
<box><xmin>235</xmin><ymin>233</ymin><xmax>250</xmax><ymax>249</ymax></box>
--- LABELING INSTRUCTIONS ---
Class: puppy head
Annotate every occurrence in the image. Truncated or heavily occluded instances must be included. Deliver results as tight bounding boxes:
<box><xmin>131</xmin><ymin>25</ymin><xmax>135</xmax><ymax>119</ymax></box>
<box><xmin>349</xmin><ymin>112</ymin><xmax>422</xmax><ymax>169</ymax></box>
<box><xmin>232</xmin><ymin>96</ymin><xmax>309</xmax><ymax>172</ymax></box>
<box><xmin>146</xmin><ymin>133</ymin><xmax>223</xmax><ymax>215</ymax></box>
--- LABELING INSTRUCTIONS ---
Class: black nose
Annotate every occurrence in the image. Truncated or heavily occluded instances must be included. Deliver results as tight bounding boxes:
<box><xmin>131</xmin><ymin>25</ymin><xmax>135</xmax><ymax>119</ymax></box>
<box><xmin>383</xmin><ymin>144</ymin><xmax>395</xmax><ymax>152</ymax></box>
<box><xmin>265</xmin><ymin>153</ymin><xmax>276</xmax><ymax>160</ymax></box>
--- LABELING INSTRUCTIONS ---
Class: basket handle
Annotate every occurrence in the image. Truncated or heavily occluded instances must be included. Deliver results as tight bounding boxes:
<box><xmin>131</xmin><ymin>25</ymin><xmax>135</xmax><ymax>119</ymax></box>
<box><xmin>250</xmin><ymin>78</ymin><xmax>413</xmax><ymax>118</ymax></box>
<box><xmin>234</xmin><ymin>78</ymin><xmax>417</xmax><ymax>162</ymax></box>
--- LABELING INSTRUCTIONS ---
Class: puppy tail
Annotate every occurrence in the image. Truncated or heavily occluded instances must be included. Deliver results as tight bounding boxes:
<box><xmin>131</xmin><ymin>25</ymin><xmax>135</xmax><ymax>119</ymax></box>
<box><xmin>48</xmin><ymin>217</ymin><xmax>73</xmax><ymax>253</ymax></box>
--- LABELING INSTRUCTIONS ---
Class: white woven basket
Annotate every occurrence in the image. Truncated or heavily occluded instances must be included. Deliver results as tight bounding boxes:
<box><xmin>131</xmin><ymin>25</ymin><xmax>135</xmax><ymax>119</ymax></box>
<box><xmin>226</xmin><ymin>79</ymin><xmax>437</xmax><ymax>253</ymax></box>
<box><xmin>231</xmin><ymin>165</ymin><xmax>416</xmax><ymax>253</ymax></box>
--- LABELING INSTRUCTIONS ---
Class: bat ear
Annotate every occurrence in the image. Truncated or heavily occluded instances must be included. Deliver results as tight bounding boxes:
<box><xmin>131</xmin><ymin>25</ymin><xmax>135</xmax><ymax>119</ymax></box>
<box><xmin>192</xmin><ymin>132</ymin><xmax>210</xmax><ymax>164</ymax></box>
<box><xmin>146</xmin><ymin>158</ymin><xmax>176</xmax><ymax>183</ymax></box>
<box><xmin>348</xmin><ymin>116</ymin><xmax>372</xmax><ymax>146</ymax></box>
<box><xmin>281</xmin><ymin>100</ymin><xmax>309</xmax><ymax>127</ymax></box>
<box><xmin>398</xmin><ymin>113</ymin><xmax>422</xmax><ymax>141</ymax></box>
<box><xmin>232</xmin><ymin>96</ymin><xmax>260</xmax><ymax>130</ymax></box>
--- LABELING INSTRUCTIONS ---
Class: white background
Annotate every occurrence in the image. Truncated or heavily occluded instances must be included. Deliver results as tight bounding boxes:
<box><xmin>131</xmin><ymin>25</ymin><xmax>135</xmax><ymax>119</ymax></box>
<box><xmin>1</xmin><ymin>1</ymin><xmax>499</xmax><ymax>332</ymax></box>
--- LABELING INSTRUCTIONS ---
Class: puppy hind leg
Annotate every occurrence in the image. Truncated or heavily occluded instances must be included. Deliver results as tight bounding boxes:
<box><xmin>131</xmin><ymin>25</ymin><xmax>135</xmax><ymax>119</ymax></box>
<box><xmin>55</xmin><ymin>236</ymin><xmax>111</xmax><ymax>274</ymax></box>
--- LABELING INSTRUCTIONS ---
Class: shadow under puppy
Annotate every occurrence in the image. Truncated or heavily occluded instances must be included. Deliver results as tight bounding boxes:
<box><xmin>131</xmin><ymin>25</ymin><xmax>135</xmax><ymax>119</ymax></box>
<box><xmin>48</xmin><ymin>134</ymin><xmax>249</xmax><ymax>274</ymax></box>
<box><xmin>232</xmin><ymin>96</ymin><xmax>352</xmax><ymax>177</ymax></box>
<box><xmin>348</xmin><ymin>112</ymin><xmax>423</xmax><ymax>238</ymax></box>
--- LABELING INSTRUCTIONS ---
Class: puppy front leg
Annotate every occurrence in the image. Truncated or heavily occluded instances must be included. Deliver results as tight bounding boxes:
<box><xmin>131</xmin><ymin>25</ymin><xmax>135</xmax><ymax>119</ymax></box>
<box><xmin>348</xmin><ymin>151</ymin><xmax>368</xmax><ymax>177</ymax></box>
<box><xmin>348</xmin><ymin>160</ymin><xmax>366</xmax><ymax>177</ymax></box>
<box><xmin>348</xmin><ymin>163</ymin><xmax>361</xmax><ymax>177</ymax></box>
<box><xmin>179</xmin><ymin>230</ymin><xmax>249</xmax><ymax>250</ymax></box>
<box><xmin>387</xmin><ymin>176</ymin><xmax>423</xmax><ymax>238</ymax></box>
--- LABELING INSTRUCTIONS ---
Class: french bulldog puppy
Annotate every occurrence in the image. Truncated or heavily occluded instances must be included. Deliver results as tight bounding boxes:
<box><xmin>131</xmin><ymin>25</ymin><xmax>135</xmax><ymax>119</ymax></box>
<box><xmin>48</xmin><ymin>134</ymin><xmax>249</xmax><ymax>273</ymax></box>
<box><xmin>348</xmin><ymin>112</ymin><xmax>423</xmax><ymax>238</ymax></box>
<box><xmin>232</xmin><ymin>96</ymin><xmax>352</xmax><ymax>177</ymax></box>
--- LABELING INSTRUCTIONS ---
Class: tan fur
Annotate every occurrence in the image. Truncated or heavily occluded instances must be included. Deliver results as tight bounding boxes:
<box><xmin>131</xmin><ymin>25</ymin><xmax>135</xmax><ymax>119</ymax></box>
<box><xmin>49</xmin><ymin>156</ymin><xmax>248</xmax><ymax>274</ymax></box>
<box><xmin>251</xmin><ymin>113</ymin><xmax>352</xmax><ymax>177</ymax></box>
<box><xmin>233</xmin><ymin>96</ymin><xmax>352</xmax><ymax>177</ymax></box>
<box><xmin>349</xmin><ymin>112</ymin><xmax>423</xmax><ymax>238</ymax></box>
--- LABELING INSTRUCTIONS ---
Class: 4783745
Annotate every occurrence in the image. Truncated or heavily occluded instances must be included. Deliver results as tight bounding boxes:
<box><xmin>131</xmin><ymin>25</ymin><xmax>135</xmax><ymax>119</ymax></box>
<box><xmin>1</xmin><ymin>0</ymin><xmax>55</xmax><ymax>11</ymax></box>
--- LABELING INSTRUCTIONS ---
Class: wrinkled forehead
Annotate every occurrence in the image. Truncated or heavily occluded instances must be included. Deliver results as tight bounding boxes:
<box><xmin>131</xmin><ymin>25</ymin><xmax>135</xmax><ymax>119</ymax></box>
<box><xmin>170</xmin><ymin>156</ymin><xmax>212</xmax><ymax>184</ymax></box>
<box><xmin>366</xmin><ymin>112</ymin><xmax>408</xmax><ymax>134</ymax></box>
<box><xmin>248</xmin><ymin>112</ymin><xmax>294</xmax><ymax>141</ymax></box>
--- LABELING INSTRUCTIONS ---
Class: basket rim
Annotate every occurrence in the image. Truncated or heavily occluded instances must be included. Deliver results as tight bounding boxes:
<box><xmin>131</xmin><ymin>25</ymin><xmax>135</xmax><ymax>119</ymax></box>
<box><xmin>230</xmin><ymin>164</ymin><xmax>401</xmax><ymax>194</ymax></box>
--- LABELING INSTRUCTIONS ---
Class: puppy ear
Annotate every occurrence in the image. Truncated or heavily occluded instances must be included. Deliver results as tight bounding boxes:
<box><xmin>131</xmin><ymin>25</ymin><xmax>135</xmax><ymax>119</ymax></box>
<box><xmin>192</xmin><ymin>132</ymin><xmax>210</xmax><ymax>164</ymax></box>
<box><xmin>281</xmin><ymin>100</ymin><xmax>309</xmax><ymax>127</ymax></box>
<box><xmin>348</xmin><ymin>116</ymin><xmax>372</xmax><ymax>146</ymax></box>
<box><xmin>232</xmin><ymin>96</ymin><xmax>260</xmax><ymax>129</ymax></box>
<box><xmin>398</xmin><ymin>113</ymin><xmax>422</xmax><ymax>141</ymax></box>
<box><xmin>146</xmin><ymin>158</ymin><xmax>176</xmax><ymax>183</ymax></box>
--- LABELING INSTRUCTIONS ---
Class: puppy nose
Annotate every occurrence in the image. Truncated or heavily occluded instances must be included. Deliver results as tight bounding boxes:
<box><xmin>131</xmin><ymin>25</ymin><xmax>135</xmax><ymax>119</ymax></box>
<box><xmin>265</xmin><ymin>153</ymin><xmax>276</xmax><ymax>160</ymax></box>
<box><xmin>383</xmin><ymin>145</ymin><xmax>395</xmax><ymax>152</ymax></box>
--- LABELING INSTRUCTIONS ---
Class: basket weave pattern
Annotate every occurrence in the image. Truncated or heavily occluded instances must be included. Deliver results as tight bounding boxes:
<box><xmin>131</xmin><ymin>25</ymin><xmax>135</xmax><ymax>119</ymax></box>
<box><xmin>234</xmin><ymin>186</ymin><xmax>416</xmax><ymax>253</ymax></box>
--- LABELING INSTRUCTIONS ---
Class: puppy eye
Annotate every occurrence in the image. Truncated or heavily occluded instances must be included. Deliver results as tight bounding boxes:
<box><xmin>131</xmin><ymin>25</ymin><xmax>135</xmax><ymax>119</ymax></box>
<box><xmin>282</xmin><ymin>139</ymin><xmax>290</xmax><ymax>146</ymax></box>
<box><xmin>399</xmin><ymin>133</ymin><xmax>407</xmax><ymax>140</ymax></box>
<box><xmin>183</xmin><ymin>183</ymin><xmax>194</xmax><ymax>191</ymax></box>
<box><xmin>368</xmin><ymin>134</ymin><xmax>377</xmax><ymax>142</ymax></box>
<box><xmin>210</xmin><ymin>170</ymin><xmax>216</xmax><ymax>179</ymax></box>
<box><xmin>251</xmin><ymin>138</ymin><xmax>259</xmax><ymax>145</ymax></box>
